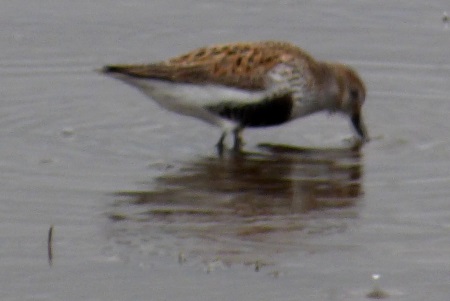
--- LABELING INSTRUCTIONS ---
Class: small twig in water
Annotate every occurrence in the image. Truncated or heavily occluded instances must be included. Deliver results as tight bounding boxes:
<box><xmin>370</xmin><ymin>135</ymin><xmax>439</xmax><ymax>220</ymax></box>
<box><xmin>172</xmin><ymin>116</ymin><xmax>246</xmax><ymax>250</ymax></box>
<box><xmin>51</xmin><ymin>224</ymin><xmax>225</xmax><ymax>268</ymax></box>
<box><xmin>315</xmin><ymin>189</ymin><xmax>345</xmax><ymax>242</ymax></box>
<box><xmin>48</xmin><ymin>225</ymin><xmax>54</xmax><ymax>265</ymax></box>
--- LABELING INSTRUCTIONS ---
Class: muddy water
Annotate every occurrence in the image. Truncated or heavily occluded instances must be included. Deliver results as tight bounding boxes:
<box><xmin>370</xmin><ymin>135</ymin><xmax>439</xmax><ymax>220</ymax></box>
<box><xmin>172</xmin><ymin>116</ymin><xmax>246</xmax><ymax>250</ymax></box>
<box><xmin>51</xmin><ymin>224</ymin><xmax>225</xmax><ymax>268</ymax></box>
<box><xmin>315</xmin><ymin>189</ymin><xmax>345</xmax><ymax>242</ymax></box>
<box><xmin>1</xmin><ymin>1</ymin><xmax>450</xmax><ymax>300</ymax></box>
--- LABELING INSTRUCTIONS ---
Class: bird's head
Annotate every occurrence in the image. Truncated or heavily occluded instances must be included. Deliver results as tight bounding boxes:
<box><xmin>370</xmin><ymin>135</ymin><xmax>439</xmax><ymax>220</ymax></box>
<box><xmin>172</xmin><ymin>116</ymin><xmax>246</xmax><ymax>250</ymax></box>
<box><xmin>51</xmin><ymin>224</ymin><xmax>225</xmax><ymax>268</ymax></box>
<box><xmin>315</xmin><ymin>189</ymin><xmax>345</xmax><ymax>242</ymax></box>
<box><xmin>328</xmin><ymin>63</ymin><xmax>369</xmax><ymax>142</ymax></box>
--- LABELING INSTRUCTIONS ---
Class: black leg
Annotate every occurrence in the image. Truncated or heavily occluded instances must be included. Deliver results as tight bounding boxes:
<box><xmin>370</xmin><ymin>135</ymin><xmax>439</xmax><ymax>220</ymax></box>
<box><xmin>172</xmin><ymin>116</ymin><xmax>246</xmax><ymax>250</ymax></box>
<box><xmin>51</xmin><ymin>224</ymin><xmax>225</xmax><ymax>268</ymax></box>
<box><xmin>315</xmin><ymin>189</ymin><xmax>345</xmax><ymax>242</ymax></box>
<box><xmin>232</xmin><ymin>127</ymin><xmax>244</xmax><ymax>152</ymax></box>
<box><xmin>216</xmin><ymin>132</ymin><xmax>226</xmax><ymax>156</ymax></box>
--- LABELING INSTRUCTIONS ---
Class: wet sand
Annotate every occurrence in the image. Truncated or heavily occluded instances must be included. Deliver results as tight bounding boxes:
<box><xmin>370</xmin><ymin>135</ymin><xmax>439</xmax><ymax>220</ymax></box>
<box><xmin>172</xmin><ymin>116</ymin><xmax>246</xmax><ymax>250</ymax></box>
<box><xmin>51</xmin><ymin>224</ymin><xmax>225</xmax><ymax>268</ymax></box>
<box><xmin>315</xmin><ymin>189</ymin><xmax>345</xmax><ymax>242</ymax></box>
<box><xmin>1</xmin><ymin>1</ymin><xmax>450</xmax><ymax>300</ymax></box>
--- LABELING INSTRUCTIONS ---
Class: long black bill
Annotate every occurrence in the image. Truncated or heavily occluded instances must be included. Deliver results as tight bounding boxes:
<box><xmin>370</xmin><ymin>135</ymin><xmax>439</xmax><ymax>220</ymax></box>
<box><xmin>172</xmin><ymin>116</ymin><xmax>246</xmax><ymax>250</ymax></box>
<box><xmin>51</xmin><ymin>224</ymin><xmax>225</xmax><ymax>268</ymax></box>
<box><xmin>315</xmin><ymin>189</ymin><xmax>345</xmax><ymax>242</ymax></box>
<box><xmin>351</xmin><ymin>113</ymin><xmax>369</xmax><ymax>142</ymax></box>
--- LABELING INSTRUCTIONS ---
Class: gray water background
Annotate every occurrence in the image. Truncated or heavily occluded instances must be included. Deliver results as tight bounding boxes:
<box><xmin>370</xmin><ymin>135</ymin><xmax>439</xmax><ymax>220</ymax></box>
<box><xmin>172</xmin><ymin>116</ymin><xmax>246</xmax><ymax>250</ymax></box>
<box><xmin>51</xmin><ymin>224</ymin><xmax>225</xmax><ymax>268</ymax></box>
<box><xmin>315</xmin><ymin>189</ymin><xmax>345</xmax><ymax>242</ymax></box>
<box><xmin>1</xmin><ymin>1</ymin><xmax>450</xmax><ymax>300</ymax></box>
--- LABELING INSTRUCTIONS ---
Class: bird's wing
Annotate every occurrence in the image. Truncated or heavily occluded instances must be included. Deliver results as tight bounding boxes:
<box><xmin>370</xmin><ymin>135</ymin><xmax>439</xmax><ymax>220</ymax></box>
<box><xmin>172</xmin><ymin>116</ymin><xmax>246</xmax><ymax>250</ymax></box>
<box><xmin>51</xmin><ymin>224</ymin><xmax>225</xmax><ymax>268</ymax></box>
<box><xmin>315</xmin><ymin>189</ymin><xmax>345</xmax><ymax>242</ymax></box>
<box><xmin>101</xmin><ymin>41</ymin><xmax>317</xmax><ymax>91</ymax></box>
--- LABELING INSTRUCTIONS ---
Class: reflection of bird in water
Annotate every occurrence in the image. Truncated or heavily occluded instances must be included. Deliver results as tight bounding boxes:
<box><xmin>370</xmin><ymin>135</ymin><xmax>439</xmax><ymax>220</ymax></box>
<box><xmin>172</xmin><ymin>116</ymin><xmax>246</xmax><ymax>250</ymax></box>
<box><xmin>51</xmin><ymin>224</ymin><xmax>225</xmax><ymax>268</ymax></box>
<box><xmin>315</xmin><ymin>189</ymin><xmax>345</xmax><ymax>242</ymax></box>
<box><xmin>112</xmin><ymin>144</ymin><xmax>363</xmax><ymax>232</ymax></box>
<box><xmin>100</xmin><ymin>41</ymin><xmax>369</xmax><ymax>154</ymax></box>
<box><xmin>108</xmin><ymin>145</ymin><xmax>364</xmax><ymax>264</ymax></box>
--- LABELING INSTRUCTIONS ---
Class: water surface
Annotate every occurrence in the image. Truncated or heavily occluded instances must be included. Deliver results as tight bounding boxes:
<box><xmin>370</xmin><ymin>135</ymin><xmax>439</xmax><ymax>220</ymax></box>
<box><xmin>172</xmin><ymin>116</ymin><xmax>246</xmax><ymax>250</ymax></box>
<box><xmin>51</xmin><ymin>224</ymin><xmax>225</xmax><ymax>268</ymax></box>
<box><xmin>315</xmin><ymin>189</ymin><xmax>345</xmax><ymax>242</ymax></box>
<box><xmin>1</xmin><ymin>1</ymin><xmax>450</xmax><ymax>300</ymax></box>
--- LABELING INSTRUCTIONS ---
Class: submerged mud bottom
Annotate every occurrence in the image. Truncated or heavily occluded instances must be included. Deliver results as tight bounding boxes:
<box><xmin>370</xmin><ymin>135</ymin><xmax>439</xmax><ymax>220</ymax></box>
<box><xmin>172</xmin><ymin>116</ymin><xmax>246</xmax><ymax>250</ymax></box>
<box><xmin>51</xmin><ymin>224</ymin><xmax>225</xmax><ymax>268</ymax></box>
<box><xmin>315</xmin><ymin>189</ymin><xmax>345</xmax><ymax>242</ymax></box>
<box><xmin>109</xmin><ymin>144</ymin><xmax>364</xmax><ymax>265</ymax></box>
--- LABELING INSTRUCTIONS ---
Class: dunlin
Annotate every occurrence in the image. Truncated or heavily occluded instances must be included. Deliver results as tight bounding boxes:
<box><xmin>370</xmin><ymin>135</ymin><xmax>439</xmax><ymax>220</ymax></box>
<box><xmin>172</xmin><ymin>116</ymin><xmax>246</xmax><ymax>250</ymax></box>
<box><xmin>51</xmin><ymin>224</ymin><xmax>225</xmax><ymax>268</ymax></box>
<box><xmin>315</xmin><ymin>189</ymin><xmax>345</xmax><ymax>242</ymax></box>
<box><xmin>101</xmin><ymin>41</ymin><xmax>368</xmax><ymax>154</ymax></box>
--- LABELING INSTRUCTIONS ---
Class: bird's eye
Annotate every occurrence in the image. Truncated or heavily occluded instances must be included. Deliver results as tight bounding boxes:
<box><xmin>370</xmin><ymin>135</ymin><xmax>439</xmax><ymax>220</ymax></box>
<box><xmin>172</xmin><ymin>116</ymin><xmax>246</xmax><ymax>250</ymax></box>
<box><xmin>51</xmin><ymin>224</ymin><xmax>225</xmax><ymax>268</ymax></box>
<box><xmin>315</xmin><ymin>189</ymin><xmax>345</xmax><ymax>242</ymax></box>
<box><xmin>350</xmin><ymin>89</ymin><xmax>359</xmax><ymax>100</ymax></box>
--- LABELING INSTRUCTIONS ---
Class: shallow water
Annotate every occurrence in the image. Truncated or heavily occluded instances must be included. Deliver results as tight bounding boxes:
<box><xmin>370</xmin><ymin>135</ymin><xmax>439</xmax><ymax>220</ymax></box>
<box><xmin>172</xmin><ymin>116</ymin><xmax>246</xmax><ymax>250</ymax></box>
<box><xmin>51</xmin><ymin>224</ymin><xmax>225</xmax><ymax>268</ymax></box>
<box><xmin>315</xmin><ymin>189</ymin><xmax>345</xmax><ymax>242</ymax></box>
<box><xmin>1</xmin><ymin>1</ymin><xmax>450</xmax><ymax>300</ymax></box>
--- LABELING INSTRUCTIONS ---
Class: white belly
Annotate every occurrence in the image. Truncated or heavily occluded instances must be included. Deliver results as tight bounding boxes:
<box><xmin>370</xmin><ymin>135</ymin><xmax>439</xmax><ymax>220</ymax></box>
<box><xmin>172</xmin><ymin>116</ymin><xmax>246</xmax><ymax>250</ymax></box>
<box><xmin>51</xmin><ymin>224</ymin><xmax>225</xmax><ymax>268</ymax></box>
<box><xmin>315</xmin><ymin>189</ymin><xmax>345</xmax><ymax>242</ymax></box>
<box><xmin>107</xmin><ymin>74</ymin><xmax>268</xmax><ymax>129</ymax></box>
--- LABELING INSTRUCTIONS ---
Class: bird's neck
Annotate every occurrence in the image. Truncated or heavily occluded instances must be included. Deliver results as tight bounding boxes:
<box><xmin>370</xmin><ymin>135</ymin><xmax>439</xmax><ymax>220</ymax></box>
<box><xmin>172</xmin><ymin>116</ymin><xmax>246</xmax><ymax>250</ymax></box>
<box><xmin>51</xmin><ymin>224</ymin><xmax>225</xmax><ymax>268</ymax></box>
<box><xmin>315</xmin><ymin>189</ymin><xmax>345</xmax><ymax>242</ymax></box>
<box><xmin>314</xmin><ymin>61</ymin><xmax>345</xmax><ymax>113</ymax></box>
